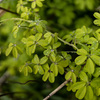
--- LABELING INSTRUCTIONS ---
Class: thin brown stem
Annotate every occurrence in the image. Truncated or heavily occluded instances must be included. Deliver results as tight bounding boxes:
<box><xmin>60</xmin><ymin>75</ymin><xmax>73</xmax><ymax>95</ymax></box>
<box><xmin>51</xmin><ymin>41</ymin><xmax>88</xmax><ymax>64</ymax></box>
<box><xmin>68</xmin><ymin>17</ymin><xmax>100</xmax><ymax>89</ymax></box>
<box><xmin>43</xmin><ymin>79</ymin><xmax>71</xmax><ymax>100</ymax></box>
<box><xmin>0</xmin><ymin>7</ymin><xmax>19</xmax><ymax>16</ymax></box>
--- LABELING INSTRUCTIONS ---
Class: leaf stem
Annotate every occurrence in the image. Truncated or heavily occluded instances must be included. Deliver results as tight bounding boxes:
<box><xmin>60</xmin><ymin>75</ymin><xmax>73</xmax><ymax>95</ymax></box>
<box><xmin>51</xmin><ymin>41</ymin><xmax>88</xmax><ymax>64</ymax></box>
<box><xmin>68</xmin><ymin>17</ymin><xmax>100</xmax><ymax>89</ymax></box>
<box><xmin>43</xmin><ymin>79</ymin><xmax>71</xmax><ymax>100</ymax></box>
<box><xmin>57</xmin><ymin>36</ymin><xmax>78</xmax><ymax>50</ymax></box>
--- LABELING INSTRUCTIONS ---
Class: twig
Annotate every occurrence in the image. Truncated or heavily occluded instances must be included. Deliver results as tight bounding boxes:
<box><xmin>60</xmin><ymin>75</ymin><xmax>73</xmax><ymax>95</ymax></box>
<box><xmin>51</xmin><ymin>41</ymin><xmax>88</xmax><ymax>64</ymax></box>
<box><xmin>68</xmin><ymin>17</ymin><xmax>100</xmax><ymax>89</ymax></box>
<box><xmin>57</xmin><ymin>36</ymin><xmax>78</xmax><ymax>50</ymax></box>
<box><xmin>0</xmin><ymin>7</ymin><xmax>19</xmax><ymax>15</ymax></box>
<box><xmin>43</xmin><ymin>79</ymin><xmax>71</xmax><ymax>100</ymax></box>
<box><xmin>0</xmin><ymin>72</ymin><xmax>10</xmax><ymax>86</ymax></box>
<box><xmin>0</xmin><ymin>18</ymin><xmax>33</xmax><ymax>23</ymax></box>
<box><xmin>7</xmin><ymin>79</ymin><xmax>39</xmax><ymax>85</ymax></box>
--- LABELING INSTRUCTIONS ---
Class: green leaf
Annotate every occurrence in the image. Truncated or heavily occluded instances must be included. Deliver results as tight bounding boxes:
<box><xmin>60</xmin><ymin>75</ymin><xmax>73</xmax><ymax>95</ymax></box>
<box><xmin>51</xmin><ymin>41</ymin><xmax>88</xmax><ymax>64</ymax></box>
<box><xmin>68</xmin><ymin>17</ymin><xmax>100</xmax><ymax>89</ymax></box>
<box><xmin>72</xmin><ymin>82</ymin><xmax>86</xmax><ymax>92</ymax></box>
<box><xmin>49</xmin><ymin>73</ymin><xmax>55</xmax><ymax>83</ymax></box>
<box><xmin>42</xmin><ymin>71</ymin><xmax>49</xmax><ymax>81</ymax></box>
<box><xmin>32</xmin><ymin>1</ymin><xmax>36</xmax><ymax>8</ymax></box>
<box><xmin>21</xmin><ymin>38</ymin><xmax>27</xmax><ymax>44</ymax></box>
<box><xmin>26</xmin><ymin>41</ymin><xmax>34</xmax><ymax>47</ymax></box>
<box><xmin>38</xmin><ymin>65</ymin><xmax>44</xmax><ymax>75</ymax></box>
<box><xmin>35</xmin><ymin>33</ymin><xmax>42</xmax><ymax>41</ymax></box>
<box><xmin>93</xmin><ymin>12</ymin><xmax>100</xmax><ymax>19</ymax></box>
<box><xmin>12</xmin><ymin>47</ymin><xmax>18</xmax><ymax>58</ymax></box>
<box><xmin>85</xmin><ymin>58</ymin><xmax>95</xmax><ymax>74</ymax></box>
<box><xmin>94</xmin><ymin>19</ymin><xmax>100</xmax><ymax>26</ymax></box>
<box><xmin>76</xmin><ymin>86</ymin><xmax>86</xmax><ymax>99</ymax></box>
<box><xmin>36</xmin><ymin>24</ymin><xmax>43</xmax><ymax>33</ymax></box>
<box><xmin>43</xmin><ymin>49</ymin><xmax>51</xmax><ymax>56</ymax></box>
<box><xmin>50</xmin><ymin>52</ymin><xmax>56</xmax><ymax>62</ymax></box>
<box><xmin>5</xmin><ymin>47</ymin><xmax>13</xmax><ymax>56</ymax></box>
<box><xmin>16</xmin><ymin>46</ymin><xmax>23</xmax><ymax>54</ymax></box>
<box><xmin>53</xmin><ymin>42</ymin><xmax>61</xmax><ymax>49</ymax></box>
<box><xmin>38</xmin><ymin>39</ymin><xmax>48</xmax><ymax>46</ymax></box>
<box><xmin>50</xmin><ymin>63</ymin><xmax>58</xmax><ymax>76</ymax></box>
<box><xmin>91</xmin><ymin>55</ymin><xmax>100</xmax><ymax>66</ymax></box>
<box><xmin>32</xmin><ymin>54</ymin><xmax>39</xmax><ymax>64</ymax></box>
<box><xmin>93</xmin><ymin>67</ymin><xmax>100</xmax><ymax>77</ymax></box>
<box><xmin>91</xmin><ymin>78</ymin><xmax>100</xmax><ymax>88</ymax></box>
<box><xmin>12</xmin><ymin>26</ymin><xmax>19</xmax><ymax>38</ymax></box>
<box><xmin>58</xmin><ymin>60</ymin><xmax>69</xmax><ymax>67</ymax></box>
<box><xmin>27</xmin><ymin>66</ymin><xmax>32</xmax><ymax>73</ymax></box>
<box><xmin>65</xmin><ymin>71</ymin><xmax>72</xmax><ymax>80</ymax></box>
<box><xmin>58</xmin><ymin>65</ymin><xmax>64</xmax><ymax>75</ymax></box>
<box><xmin>24</xmin><ymin>67</ymin><xmax>28</xmax><ymax>76</ymax></box>
<box><xmin>36</xmin><ymin>0</ymin><xmax>43</xmax><ymax>7</ymax></box>
<box><xmin>33</xmin><ymin>65</ymin><xmax>38</xmax><ymax>74</ymax></box>
<box><xmin>31</xmin><ymin>44</ymin><xmax>36</xmax><ymax>53</ymax></box>
<box><xmin>19</xmin><ymin>65</ymin><xmax>24</xmax><ymax>72</ymax></box>
<box><xmin>79</xmin><ymin>71</ymin><xmax>88</xmax><ymax>82</ymax></box>
<box><xmin>75</xmin><ymin>56</ymin><xmax>87</xmax><ymax>65</ymax></box>
<box><xmin>40</xmin><ymin>56</ymin><xmax>48</xmax><ymax>65</ymax></box>
<box><xmin>44</xmin><ymin>32</ymin><xmax>52</xmax><ymax>38</ymax></box>
<box><xmin>85</xmin><ymin>86</ymin><xmax>93</xmax><ymax>100</ymax></box>
<box><xmin>95</xmin><ymin>88</ymin><xmax>100</xmax><ymax>96</ymax></box>
<box><xmin>77</xmin><ymin>49</ymin><xmax>88</xmax><ymax>55</ymax></box>
<box><xmin>71</xmin><ymin>73</ymin><xmax>76</xmax><ymax>83</ymax></box>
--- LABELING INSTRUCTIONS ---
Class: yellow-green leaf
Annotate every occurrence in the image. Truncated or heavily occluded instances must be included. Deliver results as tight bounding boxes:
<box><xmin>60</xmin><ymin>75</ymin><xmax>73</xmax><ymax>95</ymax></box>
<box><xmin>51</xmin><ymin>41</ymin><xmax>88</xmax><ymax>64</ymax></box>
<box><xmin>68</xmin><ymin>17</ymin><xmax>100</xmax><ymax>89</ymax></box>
<box><xmin>76</xmin><ymin>86</ymin><xmax>86</xmax><ymax>99</ymax></box>
<box><xmin>75</xmin><ymin>56</ymin><xmax>87</xmax><ymax>65</ymax></box>
<box><xmin>79</xmin><ymin>71</ymin><xmax>88</xmax><ymax>82</ymax></box>
<box><xmin>65</xmin><ymin>71</ymin><xmax>72</xmax><ymax>80</ymax></box>
<box><xmin>49</xmin><ymin>73</ymin><xmax>55</xmax><ymax>83</ymax></box>
<box><xmin>40</xmin><ymin>56</ymin><xmax>48</xmax><ymax>65</ymax></box>
<box><xmin>12</xmin><ymin>47</ymin><xmax>18</xmax><ymax>58</ymax></box>
<box><xmin>85</xmin><ymin>86</ymin><xmax>93</xmax><ymax>100</ymax></box>
<box><xmin>85</xmin><ymin>58</ymin><xmax>95</xmax><ymax>74</ymax></box>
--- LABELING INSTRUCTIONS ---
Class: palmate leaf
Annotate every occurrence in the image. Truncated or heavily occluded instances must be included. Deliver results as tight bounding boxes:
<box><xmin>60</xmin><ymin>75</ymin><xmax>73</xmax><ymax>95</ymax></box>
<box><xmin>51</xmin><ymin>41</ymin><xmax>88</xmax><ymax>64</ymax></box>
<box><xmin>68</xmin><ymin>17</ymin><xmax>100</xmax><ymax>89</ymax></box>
<box><xmin>75</xmin><ymin>56</ymin><xmax>87</xmax><ymax>65</ymax></box>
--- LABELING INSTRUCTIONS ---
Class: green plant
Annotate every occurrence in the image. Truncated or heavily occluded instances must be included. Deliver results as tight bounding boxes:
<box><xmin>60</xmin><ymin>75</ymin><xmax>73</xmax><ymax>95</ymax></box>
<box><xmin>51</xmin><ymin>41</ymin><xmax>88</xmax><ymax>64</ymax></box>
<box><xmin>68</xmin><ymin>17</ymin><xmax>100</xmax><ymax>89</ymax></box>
<box><xmin>1</xmin><ymin>0</ymin><xmax>100</xmax><ymax>100</ymax></box>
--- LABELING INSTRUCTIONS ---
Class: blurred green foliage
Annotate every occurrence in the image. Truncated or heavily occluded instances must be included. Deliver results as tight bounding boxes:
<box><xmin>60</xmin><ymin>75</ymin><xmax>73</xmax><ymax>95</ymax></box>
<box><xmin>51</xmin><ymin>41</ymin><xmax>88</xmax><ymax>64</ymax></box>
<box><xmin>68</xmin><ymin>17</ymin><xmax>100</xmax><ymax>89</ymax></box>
<box><xmin>0</xmin><ymin>0</ymin><xmax>100</xmax><ymax>100</ymax></box>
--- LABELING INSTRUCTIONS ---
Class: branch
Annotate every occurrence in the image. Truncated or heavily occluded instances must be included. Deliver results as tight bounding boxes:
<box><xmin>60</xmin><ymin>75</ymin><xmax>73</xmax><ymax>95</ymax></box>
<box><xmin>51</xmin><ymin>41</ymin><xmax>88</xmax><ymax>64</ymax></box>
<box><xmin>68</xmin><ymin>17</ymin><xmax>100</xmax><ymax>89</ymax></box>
<box><xmin>7</xmin><ymin>79</ymin><xmax>39</xmax><ymax>85</ymax></box>
<box><xmin>0</xmin><ymin>72</ymin><xmax>10</xmax><ymax>86</ymax></box>
<box><xmin>43</xmin><ymin>79</ymin><xmax>71</xmax><ymax>100</ymax></box>
<box><xmin>0</xmin><ymin>7</ymin><xmax>19</xmax><ymax>16</ymax></box>
<box><xmin>57</xmin><ymin>37</ymin><xmax>78</xmax><ymax>50</ymax></box>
